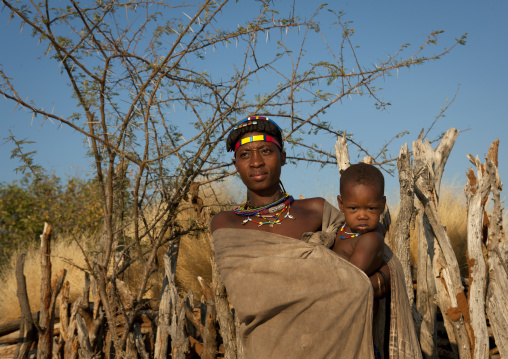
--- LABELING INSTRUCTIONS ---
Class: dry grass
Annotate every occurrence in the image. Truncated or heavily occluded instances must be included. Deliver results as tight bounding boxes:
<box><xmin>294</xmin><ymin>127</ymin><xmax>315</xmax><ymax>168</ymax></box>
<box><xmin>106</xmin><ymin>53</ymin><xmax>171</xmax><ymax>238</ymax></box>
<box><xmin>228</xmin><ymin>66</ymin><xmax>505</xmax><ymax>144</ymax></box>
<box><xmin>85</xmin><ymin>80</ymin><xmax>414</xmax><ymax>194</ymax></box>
<box><xmin>0</xmin><ymin>236</ymin><xmax>88</xmax><ymax>322</ymax></box>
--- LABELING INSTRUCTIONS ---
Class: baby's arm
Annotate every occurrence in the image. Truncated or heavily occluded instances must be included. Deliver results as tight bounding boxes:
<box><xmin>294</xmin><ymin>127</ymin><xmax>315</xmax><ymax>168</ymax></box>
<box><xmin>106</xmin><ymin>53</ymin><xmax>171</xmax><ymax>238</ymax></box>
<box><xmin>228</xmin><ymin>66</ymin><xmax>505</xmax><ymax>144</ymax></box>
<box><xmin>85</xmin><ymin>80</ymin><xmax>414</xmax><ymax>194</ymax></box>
<box><xmin>348</xmin><ymin>230</ymin><xmax>384</xmax><ymax>276</ymax></box>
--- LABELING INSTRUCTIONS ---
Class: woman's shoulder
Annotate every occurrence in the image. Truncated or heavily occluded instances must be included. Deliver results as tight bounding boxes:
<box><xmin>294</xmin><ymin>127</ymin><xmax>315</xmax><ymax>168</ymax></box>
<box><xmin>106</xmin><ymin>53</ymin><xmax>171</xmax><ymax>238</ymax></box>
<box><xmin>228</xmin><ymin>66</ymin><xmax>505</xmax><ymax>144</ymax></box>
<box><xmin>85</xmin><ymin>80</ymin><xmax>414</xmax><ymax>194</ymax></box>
<box><xmin>293</xmin><ymin>196</ymin><xmax>327</xmax><ymax>215</ymax></box>
<box><xmin>210</xmin><ymin>210</ymin><xmax>237</xmax><ymax>232</ymax></box>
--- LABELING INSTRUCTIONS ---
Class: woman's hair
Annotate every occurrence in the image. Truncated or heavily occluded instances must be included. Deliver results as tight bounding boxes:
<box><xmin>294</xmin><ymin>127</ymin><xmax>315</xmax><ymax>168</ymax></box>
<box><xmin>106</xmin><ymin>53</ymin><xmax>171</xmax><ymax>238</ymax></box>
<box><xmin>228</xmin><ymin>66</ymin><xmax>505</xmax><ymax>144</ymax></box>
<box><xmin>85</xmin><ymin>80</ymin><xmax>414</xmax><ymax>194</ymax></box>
<box><xmin>340</xmin><ymin>163</ymin><xmax>385</xmax><ymax>195</ymax></box>
<box><xmin>226</xmin><ymin>116</ymin><xmax>283</xmax><ymax>152</ymax></box>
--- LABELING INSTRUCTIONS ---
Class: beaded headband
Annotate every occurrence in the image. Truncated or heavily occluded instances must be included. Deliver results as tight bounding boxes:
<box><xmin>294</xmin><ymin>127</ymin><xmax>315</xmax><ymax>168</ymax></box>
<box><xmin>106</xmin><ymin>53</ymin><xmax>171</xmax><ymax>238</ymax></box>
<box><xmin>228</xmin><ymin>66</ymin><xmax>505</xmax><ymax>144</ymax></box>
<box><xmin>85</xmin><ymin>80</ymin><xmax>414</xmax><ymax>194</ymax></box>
<box><xmin>232</xmin><ymin>116</ymin><xmax>282</xmax><ymax>131</ymax></box>
<box><xmin>234</xmin><ymin>135</ymin><xmax>281</xmax><ymax>153</ymax></box>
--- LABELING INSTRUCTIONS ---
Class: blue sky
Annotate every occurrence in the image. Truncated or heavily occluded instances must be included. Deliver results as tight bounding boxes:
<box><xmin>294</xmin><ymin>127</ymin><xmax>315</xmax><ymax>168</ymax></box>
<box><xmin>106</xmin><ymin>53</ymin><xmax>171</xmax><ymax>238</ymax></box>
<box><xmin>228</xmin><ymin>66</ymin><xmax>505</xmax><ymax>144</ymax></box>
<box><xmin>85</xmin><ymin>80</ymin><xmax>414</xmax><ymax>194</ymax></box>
<box><xmin>1</xmin><ymin>0</ymin><xmax>507</xmax><ymax>203</ymax></box>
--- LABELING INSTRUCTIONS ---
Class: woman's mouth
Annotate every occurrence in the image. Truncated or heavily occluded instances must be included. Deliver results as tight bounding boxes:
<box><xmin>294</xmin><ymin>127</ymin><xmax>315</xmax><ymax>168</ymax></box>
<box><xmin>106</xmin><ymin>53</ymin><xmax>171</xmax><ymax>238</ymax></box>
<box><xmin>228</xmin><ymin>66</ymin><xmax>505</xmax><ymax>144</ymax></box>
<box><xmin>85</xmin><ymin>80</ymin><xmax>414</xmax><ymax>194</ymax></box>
<box><xmin>251</xmin><ymin>172</ymin><xmax>267</xmax><ymax>181</ymax></box>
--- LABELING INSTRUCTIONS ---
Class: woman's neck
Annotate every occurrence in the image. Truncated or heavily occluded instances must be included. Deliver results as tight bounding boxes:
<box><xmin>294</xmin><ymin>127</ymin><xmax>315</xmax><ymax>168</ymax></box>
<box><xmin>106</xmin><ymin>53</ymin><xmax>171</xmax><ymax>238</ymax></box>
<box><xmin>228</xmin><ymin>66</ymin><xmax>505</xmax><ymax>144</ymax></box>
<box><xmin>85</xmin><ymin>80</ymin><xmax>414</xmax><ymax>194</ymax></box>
<box><xmin>246</xmin><ymin>189</ymin><xmax>284</xmax><ymax>208</ymax></box>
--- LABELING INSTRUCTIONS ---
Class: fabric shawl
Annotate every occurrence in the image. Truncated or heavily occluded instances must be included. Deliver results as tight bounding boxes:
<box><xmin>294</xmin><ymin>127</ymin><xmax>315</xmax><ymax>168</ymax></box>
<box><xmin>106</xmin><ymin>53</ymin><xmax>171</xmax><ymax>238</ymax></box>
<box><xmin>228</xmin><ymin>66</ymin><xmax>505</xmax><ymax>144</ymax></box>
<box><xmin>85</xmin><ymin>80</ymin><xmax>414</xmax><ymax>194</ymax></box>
<box><xmin>373</xmin><ymin>245</ymin><xmax>423</xmax><ymax>359</ymax></box>
<box><xmin>213</xmin><ymin>200</ymin><xmax>376</xmax><ymax>359</ymax></box>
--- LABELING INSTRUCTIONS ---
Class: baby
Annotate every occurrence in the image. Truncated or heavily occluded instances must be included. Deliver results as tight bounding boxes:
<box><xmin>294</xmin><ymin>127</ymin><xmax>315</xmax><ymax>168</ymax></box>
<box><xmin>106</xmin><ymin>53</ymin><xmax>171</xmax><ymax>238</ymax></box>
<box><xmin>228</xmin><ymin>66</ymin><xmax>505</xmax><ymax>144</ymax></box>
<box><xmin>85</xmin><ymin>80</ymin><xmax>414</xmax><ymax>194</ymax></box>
<box><xmin>332</xmin><ymin>163</ymin><xmax>387</xmax><ymax>295</ymax></box>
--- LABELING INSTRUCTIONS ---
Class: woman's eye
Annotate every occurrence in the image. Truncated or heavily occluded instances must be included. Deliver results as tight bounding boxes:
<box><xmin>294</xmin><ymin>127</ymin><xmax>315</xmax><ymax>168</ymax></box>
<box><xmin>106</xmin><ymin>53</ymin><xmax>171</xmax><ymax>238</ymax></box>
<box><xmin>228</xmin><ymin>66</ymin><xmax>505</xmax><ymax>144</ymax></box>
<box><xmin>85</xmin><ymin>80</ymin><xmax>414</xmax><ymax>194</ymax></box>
<box><xmin>239</xmin><ymin>151</ymin><xmax>251</xmax><ymax>159</ymax></box>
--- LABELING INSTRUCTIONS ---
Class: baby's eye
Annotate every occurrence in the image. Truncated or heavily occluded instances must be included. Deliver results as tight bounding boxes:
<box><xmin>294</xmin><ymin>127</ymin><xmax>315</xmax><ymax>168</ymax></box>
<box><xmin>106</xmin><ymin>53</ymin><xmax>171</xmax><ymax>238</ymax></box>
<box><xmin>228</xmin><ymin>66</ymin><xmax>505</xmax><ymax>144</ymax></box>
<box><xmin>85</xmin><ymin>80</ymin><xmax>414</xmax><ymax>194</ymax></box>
<box><xmin>348</xmin><ymin>206</ymin><xmax>357</xmax><ymax>211</ymax></box>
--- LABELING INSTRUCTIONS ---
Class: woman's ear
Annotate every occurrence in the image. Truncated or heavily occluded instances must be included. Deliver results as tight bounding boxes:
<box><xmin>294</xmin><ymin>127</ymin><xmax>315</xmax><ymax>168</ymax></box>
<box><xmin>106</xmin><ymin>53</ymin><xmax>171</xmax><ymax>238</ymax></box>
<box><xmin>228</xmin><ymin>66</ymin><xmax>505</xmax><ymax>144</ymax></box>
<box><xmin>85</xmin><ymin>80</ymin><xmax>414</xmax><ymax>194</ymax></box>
<box><xmin>281</xmin><ymin>150</ymin><xmax>287</xmax><ymax>166</ymax></box>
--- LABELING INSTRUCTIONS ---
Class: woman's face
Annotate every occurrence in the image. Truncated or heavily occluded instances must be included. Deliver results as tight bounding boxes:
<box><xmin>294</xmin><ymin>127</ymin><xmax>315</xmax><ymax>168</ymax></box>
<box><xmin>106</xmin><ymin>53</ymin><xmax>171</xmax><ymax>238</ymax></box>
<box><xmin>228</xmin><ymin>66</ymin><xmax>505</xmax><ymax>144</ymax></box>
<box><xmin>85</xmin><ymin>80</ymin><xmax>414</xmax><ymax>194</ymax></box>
<box><xmin>233</xmin><ymin>131</ymin><xmax>286</xmax><ymax>194</ymax></box>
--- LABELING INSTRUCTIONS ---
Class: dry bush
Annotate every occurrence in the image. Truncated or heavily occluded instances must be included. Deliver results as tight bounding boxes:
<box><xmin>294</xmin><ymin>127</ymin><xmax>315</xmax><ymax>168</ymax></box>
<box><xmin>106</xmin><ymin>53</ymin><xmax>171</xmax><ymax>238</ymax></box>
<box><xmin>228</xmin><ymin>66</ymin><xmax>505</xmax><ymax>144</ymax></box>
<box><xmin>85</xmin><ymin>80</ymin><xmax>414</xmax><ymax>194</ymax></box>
<box><xmin>0</xmin><ymin>236</ymin><xmax>89</xmax><ymax>322</ymax></box>
<box><xmin>122</xmin><ymin>177</ymin><xmax>242</xmax><ymax>304</ymax></box>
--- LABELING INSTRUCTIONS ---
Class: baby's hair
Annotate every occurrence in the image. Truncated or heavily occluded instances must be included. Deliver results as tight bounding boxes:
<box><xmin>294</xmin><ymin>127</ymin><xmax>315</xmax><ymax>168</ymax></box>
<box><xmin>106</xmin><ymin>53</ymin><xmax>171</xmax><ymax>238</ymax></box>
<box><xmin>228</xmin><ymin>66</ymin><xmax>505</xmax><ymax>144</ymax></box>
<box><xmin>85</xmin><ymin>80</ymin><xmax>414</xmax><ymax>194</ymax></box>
<box><xmin>340</xmin><ymin>163</ymin><xmax>385</xmax><ymax>195</ymax></box>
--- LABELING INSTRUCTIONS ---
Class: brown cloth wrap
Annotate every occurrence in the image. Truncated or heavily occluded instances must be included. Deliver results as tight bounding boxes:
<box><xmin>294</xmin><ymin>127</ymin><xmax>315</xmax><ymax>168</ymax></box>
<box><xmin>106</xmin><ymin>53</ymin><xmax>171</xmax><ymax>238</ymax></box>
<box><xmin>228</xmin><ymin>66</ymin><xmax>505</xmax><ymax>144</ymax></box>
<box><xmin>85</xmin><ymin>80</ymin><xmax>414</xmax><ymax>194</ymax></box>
<box><xmin>213</xmin><ymin>200</ymin><xmax>422</xmax><ymax>358</ymax></box>
<box><xmin>374</xmin><ymin>245</ymin><xmax>423</xmax><ymax>359</ymax></box>
<box><xmin>213</xmin><ymin>200</ymin><xmax>374</xmax><ymax>358</ymax></box>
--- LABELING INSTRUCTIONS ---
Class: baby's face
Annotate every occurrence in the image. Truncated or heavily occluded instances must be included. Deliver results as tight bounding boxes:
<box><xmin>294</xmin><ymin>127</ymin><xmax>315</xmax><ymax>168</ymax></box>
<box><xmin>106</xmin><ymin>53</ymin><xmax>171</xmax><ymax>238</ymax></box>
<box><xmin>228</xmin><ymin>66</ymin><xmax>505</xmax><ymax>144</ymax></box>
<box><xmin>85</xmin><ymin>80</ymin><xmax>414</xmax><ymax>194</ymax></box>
<box><xmin>337</xmin><ymin>183</ymin><xmax>385</xmax><ymax>234</ymax></box>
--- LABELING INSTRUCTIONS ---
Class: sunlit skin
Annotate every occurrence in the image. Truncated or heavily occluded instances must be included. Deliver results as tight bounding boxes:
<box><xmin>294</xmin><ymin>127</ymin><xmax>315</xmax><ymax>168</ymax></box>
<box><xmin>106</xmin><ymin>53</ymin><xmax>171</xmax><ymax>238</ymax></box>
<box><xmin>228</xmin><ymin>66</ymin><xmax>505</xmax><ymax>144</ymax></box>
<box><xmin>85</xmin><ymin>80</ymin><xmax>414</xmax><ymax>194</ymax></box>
<box><xmin>333</xmin><ymin>183</ymin><xmax>385</xmax><ymax>275</ymax></box>
<box><xmin>211</xmin><ymin>131</ymin><xmax>324</xmax><ymax>239</ymax></box>
<box><xmin>332</xmin><ymin>182</ymin><xmax>389</xmax><ymax>300</ymax></box>
<box><xmin>211</xmin><ymin>130</ymin><xmax>390</xmax><ymax>298</ymax></box>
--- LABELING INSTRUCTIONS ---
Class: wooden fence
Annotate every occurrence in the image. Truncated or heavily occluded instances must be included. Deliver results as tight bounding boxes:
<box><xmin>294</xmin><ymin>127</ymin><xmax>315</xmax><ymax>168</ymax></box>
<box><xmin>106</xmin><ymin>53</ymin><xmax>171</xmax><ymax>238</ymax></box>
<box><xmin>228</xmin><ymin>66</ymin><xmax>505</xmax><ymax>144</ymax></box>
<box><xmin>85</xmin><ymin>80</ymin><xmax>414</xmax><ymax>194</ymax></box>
<box><xmin>0</xmin><ymin>129</ymin><xmax>506</xmax><ymax>359</ymax></box>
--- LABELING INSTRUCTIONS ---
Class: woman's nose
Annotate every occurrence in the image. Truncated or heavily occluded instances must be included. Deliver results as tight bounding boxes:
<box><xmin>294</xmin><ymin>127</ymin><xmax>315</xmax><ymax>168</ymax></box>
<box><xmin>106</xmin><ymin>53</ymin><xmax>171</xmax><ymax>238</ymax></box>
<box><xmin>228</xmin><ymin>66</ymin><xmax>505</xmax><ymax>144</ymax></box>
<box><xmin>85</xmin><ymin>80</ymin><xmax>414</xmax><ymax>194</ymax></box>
<box><xmin>249</xmin><ymin>150</ymin><xmax>264</xmax><ymax>167</ymax></box>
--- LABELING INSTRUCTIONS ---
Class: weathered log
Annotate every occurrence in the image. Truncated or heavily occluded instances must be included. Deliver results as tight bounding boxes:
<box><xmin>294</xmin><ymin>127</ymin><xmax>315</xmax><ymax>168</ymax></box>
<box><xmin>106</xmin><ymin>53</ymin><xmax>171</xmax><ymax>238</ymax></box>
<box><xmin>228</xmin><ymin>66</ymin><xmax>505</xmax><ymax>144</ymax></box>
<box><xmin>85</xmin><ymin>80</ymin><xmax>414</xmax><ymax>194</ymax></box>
<box><xmin>14</xmin><ymin>253</ymin><xmax>37</xmax><ymax>359</ymax></box>
<box><xmin>155</xmin><ymin>241</ymin><xmax>189</xmax><ymax>359</ymax></box>
<box><xmin>334</xmin><ymin>132</ymin><xmax>350</xmax><ymax>174</ymax></box>
<box><xmin>133</xmin><ymin>322</ymin><xmax>150</xmax><ymax>359</ymax></box>
<box><xmin>0</xmin><ymin>344</ymin><xmax>17</xmax><ymax>358</ymax></box>
<box><xmin>483</xmin><ymin>142</ymin><xmax>508</xmax><ymax>358</ymax></box>
<box><xmin>154</xmin><ymin>243</ymin><xmax>176</xmax><ymax>359</ymax></box>
<box><xmin>59</xmin><ymin>281</ymin><xmax>70</xmax><ymax>344</ymax></box>
<box><xmin>486</xmin><ymin>245</ymin><xmax>508</xmax><ymax>358</ymax></box>
<box><xmin>38</xmin><ymin>222</ymin><xmax>53</xmax><ymax>359</ymax></box>
<box><xmin>465</xmin><ymin>154</ymin><xmax>490</xmax><ymax>358</ymax></box>
<box><xmin>394</xmin><ymin>143</ymin><xmax>415</xmax><ymax>304</ymax></box>
<box><xmin>414</xmin><ymin>146</ymin><xmax>439</xmax><ymax>359</ymax></box>
<box><xmin>413</xmin><ymin>128</ymin><xmax>459</xmax><ymax>359</ymax></box>
<box><xmin>198</xmin><ymin>276</ymin><xmax>217</xmax><ymax>359</ymax></box>
<box><xmin>414</xmin><ymin>183</ymin><xmax>472</xmax><ymax>358</ymax></box>
<box><xmin>0</xmin><ymin>315</ymin><xmax>38</xmax><ymax>338</ymax></box>
<box><xmin>76</xmin><ymin>313</ymin><xmax>93</xmax><ymax>359</ymax></box>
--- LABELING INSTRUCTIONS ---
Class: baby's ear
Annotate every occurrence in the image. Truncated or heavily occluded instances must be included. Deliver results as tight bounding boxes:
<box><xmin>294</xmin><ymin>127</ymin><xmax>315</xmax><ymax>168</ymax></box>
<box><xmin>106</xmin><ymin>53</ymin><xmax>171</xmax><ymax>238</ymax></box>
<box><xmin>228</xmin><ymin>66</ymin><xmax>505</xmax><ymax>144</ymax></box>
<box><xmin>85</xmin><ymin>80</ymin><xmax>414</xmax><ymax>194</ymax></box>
<box><xmin>337</xmin><ymin>195</ymin><xmax>343</xmax><ymax>209</ymax></box>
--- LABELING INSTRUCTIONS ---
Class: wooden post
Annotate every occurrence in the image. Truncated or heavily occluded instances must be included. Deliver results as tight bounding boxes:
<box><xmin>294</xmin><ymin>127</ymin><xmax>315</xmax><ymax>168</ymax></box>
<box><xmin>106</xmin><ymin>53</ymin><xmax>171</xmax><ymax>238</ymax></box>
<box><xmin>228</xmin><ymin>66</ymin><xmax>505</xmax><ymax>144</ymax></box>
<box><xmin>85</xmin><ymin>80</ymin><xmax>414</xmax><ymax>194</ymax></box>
<box><xmin>413</xmin><ymin>144</ymin><xmax>438</xmax><ymax>359</ymax></box>
<box><xmin>484</xmin><ymin>140</ymin><xmax>508</xmax><ymax>358</ymax></box>
<box><xmin>14</xmin><ymin>253</ymin><xmax>37</xmax><ymax>359</ymax></box>
<box><xmin>154</xmin><ymin>253</ymin><xmax>172</xmax><ymax>359</ymax></box>
<box><xmin>38</xmin><ymin>223</ymin><xmax>53</xmax><ymax>359</ymax></box>
<box><xmin>414</xmin><ymin>184</ymin><xmax>472</xmax><ymax>358</ymax></box>
<box><xmin>394</xmin><ymin>144</ymin><xmax>415</xmax><ymax>304</ymax></box>
<box><xmin>413</xmin><ymin>128</ymin><xmax>459</xmax><ymax>358</ymax></box>
<box><xmin>133</xmin><ymin>322</ymin><xmax>150</xmax><ymax>359</ymax></box>
<box><xmin>155</xmin><ymin>241</ymin><xmax>189</xmax><ymax>359</ymax></box>
<box><xmin>465</xmin><ymin>154</ymin><xmax>492</xmax><ymax>358</ymax></box>
<box><xmin>198</xmin><ymin>277</ymin><xmax>217</xmax><ymax>359</ymax></box>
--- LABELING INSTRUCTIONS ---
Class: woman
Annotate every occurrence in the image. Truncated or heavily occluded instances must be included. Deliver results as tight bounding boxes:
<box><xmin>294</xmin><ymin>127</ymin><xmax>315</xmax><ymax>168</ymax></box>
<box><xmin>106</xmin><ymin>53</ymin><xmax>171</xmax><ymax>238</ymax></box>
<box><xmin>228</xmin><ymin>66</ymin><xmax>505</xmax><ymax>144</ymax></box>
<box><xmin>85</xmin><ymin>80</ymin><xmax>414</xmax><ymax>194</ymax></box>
<box><xmin>211</xmin><ymin>116</ymin><xmax>416</xmax><ymax>358</ymax></box>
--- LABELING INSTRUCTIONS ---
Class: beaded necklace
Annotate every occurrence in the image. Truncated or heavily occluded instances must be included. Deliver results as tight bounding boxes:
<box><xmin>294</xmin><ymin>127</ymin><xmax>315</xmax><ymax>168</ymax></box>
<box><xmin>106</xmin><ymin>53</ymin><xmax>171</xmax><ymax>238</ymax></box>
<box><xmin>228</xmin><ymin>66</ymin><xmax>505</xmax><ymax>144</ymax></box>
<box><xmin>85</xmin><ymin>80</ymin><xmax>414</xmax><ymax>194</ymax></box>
<box><xmin>338</xmin><ymin>224</ymin><xmax>360</xmax><ymax>240</ymax></box>
<box><xmin>234</xmin><ymin>193</ymin><xmax>295</xmax><ymax>227</ymax></box>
